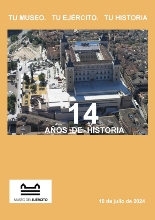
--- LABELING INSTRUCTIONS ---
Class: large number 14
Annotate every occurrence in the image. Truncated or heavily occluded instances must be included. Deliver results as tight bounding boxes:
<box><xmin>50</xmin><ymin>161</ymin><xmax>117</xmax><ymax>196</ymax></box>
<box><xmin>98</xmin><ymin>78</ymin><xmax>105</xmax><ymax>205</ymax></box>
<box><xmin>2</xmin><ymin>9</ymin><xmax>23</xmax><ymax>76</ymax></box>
<box><xmin>69</xmin><ymin>103</ymin><xmax>98</xmax><ymax>124</ymax></box>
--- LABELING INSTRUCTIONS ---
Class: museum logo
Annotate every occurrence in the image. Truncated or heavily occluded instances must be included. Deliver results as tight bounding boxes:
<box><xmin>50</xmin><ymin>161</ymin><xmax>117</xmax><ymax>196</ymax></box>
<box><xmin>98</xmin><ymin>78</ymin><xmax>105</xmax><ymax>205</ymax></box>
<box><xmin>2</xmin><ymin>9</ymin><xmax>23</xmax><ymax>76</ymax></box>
<box><xmin>9</xmin><ymin>180</ymin><xmax>52</xmax><ymax>203</ymax></box>
<box><xmin>20</xmin><ymin>183</ymin><xmax>40</xmax><ymax>196</ymax></box>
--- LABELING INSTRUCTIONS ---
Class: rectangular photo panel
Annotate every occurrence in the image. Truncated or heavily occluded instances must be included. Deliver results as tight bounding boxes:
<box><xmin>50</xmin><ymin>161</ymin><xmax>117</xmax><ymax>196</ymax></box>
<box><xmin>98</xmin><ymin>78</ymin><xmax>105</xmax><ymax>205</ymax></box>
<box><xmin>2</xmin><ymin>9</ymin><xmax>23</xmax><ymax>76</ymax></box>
<box><xmin>7</xmin><ymin>30</ymin><xmax>148</xmax><ymax>135</ymax></box>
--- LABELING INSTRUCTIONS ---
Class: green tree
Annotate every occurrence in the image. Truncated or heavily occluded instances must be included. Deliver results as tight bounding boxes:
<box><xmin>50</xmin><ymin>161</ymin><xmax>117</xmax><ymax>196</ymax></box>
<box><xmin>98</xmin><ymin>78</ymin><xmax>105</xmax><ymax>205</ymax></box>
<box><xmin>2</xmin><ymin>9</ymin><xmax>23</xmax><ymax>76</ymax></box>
<box><xmin>10</xmin><ymin>35</ymin><xmax>18</xmax><ymax>42</ymax></box>
<box><xmin>42</xmin><ymin>40</ymin><xmax>46</xmax><ymax>48</ymax></box>
<box><xmin>26</xmin><ymin>31</ymin><xmax>33</xmax><ymax>43</ymax></box>
<box><xmin>27</xmin><ymin>31</ymin><xmax>33</xmax><ymax>35</ymax></box>
<box><xmin>8</xmin><ymin>94</ymin><xmax>16</xmax><ymax>113</ymax></box>
<box><xmin>29</xmin><ymin>35</ymin><xmax>33</xmax><ymax>43</ymax></box>
<box><xmin>10</xmin><ymin>94</ymin><xmax>16</xmax><ymax>102</ymax></box>
<box><xmin>68</xmin><ymin>121</ymin><xmax>74</xmax><ymax>127</ymax></box>
<box><xmin>8</xmin><ymin>61</ymin><xmax>17</xmax><ymax>71</ymax></box>
<box><xmin>9</xmin><ymin>48</ymin><xmax>14</xmax><ymax>54</ymax></box>
<box><xmin>24</xmin><ymin>74</ymin><xmax>30</xmax><ymax>84</ymax></box>
<box><xmin>38</xmin><ymin>73</ymin><xmax>45</xmax><ymax>82</ymax></box>
<box><xmin>30</xmin><ymin>84</ymin><xmax>37</xmax><ymax>92</ymax></box>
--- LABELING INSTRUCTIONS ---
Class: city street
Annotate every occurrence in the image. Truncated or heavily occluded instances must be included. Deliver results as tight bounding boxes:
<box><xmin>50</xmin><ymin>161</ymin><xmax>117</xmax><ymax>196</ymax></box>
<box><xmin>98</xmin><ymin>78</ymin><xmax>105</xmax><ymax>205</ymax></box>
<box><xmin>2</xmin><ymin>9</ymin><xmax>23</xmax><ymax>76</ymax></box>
<box><xmin>8</xmin><ymin>60</ymin><xmax>29</xmax><ymax>120</ymax></box>
<box><xmin>16</xmin><ymin>60</ymin><xmax>29</xmax><ymax>113</ymax></box>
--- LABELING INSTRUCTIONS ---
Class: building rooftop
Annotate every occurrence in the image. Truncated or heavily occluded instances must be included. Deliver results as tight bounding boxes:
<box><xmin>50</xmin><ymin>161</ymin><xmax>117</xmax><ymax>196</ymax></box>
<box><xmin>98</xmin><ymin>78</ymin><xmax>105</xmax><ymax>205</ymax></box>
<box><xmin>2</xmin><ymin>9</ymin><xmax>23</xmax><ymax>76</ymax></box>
<box><xmin>16</xmin><ymin>125</ymin><xmax>31</xmax><ymax>135</ymax></box>
<box><xmin>47</xmin><ymin>87</ymin><xmax>70</xmax><ymax>108</ymax></box>
<box><xmin>132</xmin><ymin>73</ymin><xmax>148</xmax><ymax>86</ymax></box>
<box><xmin>75</xmin><ymin>41</ymin><xmax>100</xmax><ymax>45</ymax></box>
<box><xmin>17</xmin><ymin>114</ymin><xmax>68</xmax><ymax>130</ymax></box>
<box><xmin>99</xmin><ymin>45</ymin><xmax>112</xmax><ymax>60</ymax></box>
<box><xmin>97</xmin><ymin>115</ymin><xmax>125</xmax><ymax>134</ymax></box>
<box><xmin>73</xmin><ymin>60</ymin><xmax>113</xmax><ymax>65</ymax></box>
<box><xmin>66</xmin><ymin>44</ymin><xmax>112</xmax><ymax>64</ymax></box>
<box><xmin>72</xmin><ymin>44</ymin><xmax>100</xmax><ymax>51</ymax></box>
<box><xmin>47</xmin><ymin>45</ymin><xmax>60</xmax><ymax>56</ymax></box>
<box><xmin>74</xmin><ymin>79</ymin><xmax>131</xmax><ymax>96</ymax></box>
<box><xmin>119</xmin><ymin>108</ymin><xmax>148</xmax><ymax>134</ymax></box>
<box><xmin>46</xmin><ymin>79</ymin><xmax>130</xmax><ymax>108</ymax></box>
<box><xmin>139</xmin><ymin>92</ymin><xmax>148</xmax><ymax>103</ymax></box>
<box><xmin>69</xmin><ymin>93</ymin><xmax>121</xmax><ymax>103</ymax></box>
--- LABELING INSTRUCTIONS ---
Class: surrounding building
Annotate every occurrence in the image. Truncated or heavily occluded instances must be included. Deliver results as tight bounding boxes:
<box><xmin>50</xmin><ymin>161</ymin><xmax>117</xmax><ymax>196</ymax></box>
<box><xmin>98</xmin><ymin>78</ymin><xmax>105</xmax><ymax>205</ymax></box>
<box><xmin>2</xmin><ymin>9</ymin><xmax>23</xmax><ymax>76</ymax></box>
<box><xmin>96</xmin><ymin>115</ymin><xmax>126</xmax><ymax>135</ymax></box>
<box><xmin>124</xmin><ymin>69</ymin><xmax>148</xmax><ymax>97</ymax></box>
<box><xmin>16</xmin><ymin>114</ymin><xmax>68</xmax><ymax>134</ymax></box>
<box><xmin>119</xmin><ymin>108</ymin><xmax>148</xmax><ymax>135</ymax></box>
<box><xmin>47</xmin><ymin>45</ymin><xmax>60</xmax><ymax>61</ymax></box>
<box><xmin>137</xmin><ymin>92</ymin><xmax>148</xmax><ymax>122</ymax></box>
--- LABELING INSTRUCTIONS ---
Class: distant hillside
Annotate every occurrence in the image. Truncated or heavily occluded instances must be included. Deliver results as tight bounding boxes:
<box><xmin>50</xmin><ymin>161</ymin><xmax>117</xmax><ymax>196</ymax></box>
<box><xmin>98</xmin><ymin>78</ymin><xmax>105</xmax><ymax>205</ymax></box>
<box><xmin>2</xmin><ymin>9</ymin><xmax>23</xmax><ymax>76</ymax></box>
<box><xmin>8</xmin><ymin>30</ymin><xmax>22</xmax><ymax>37</ymax></box>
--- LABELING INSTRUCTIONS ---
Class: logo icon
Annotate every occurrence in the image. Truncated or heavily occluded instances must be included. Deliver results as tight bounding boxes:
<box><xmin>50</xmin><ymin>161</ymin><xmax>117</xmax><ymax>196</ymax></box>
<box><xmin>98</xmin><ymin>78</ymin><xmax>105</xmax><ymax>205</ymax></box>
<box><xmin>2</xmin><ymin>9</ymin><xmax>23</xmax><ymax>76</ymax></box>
<box><xmin>9</xmin><ymin>180</ymin><xmax>52</xmax><ymax>203</ymax></box>
<box><xmin>20</xmin><ymin>183</ymin><xmax>40</xmax><ymax>196</ymax></box>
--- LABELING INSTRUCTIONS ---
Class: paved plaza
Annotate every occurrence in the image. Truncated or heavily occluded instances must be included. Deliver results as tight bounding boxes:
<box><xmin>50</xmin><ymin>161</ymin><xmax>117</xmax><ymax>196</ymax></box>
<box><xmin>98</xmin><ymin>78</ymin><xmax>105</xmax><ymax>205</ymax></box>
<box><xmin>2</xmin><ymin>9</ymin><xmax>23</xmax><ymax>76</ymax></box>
<box><xmin>13</xmin><ymin>47</ymin><xmax>40</xmax><ymax>60</ymax></box>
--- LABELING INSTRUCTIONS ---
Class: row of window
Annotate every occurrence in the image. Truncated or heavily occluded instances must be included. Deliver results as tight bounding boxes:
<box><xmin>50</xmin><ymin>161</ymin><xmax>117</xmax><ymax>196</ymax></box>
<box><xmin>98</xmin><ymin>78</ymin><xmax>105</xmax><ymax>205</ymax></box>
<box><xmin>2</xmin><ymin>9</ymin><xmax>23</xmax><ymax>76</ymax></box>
<box><xmin>70</xmin><ymin>78</ymin><xmax>117</xmax><ymax>83</ymax></box>
<box><xmin>75</xmin><ymin>65</ymin><xmax>112</xmax><ymax>69</ymax></box>
<box><xmin>74</xmin><ymin>76</ymin><xmax>111</xmax><ymax>81</ymax></box>
<box><xmin>75</xmin><ymin>71</ymin><xmax>111</xmax><ymax>75</ymax></box>
<box><xmin>70</xmin><ymin>73</ymin><xmax>118</xmax><ymax>78</ymax></box>
<box><xmin>80</xmin><ymin>55</ymin><xmax>96</xmax><ymax>59</ymax></box>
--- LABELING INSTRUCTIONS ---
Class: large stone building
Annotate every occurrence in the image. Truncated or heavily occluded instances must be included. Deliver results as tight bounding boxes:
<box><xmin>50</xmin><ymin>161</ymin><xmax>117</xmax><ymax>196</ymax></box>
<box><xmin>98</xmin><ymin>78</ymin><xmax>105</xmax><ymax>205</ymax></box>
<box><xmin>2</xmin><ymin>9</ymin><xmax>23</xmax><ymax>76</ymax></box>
<box><xmin>43</xmin><ymin>33</ymin><xmax>132</xmax><ymax>120</ymax></box>
<box><xmin>60</xmin><ymin>34</ymin><xmax>121</xmax><ymax>92</ymax></box>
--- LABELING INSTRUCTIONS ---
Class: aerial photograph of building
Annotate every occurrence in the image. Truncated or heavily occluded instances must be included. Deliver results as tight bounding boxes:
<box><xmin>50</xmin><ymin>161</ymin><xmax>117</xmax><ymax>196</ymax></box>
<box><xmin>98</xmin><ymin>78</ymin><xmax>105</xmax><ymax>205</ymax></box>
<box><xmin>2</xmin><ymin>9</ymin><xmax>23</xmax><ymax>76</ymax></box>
<box><xmin>7</xmin><ymin>30</ymin><xmax>148</xmax><ymax>135</ymax></box>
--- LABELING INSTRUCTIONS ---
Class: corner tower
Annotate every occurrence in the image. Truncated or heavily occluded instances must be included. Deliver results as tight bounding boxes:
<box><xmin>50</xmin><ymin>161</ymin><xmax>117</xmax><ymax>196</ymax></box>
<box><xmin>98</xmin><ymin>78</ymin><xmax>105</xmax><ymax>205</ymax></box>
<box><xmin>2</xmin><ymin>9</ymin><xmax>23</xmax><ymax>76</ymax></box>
<box><xmin>66</xmin><ymin>55</ymin><xmax>74</xmax><ymax>92</ymax></box>
<box><xmin>113</xmin><ymin>54</ymin><xmax>120</xmax><ymax>82</ymax></box>
<box><xmin>100</xmin><ymin>33</ymin><xmax>108</xmax><ymax>48</ymax></box>
<box><xmin>60</xmin><ymin>34</ymin><xmax>68</xmax><ymax>69</ymax></box>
